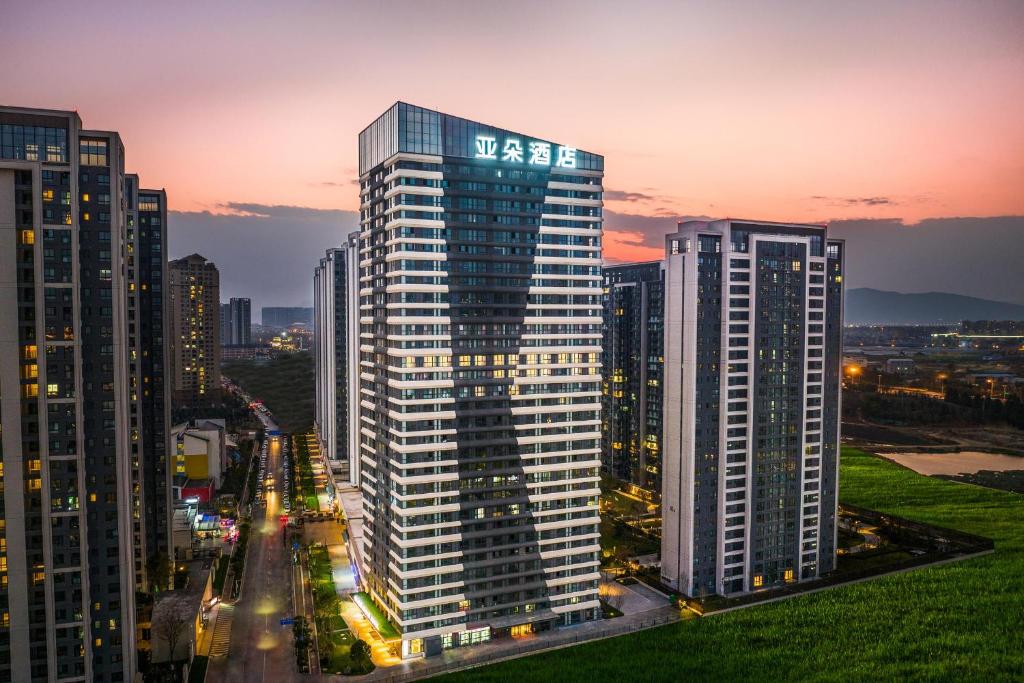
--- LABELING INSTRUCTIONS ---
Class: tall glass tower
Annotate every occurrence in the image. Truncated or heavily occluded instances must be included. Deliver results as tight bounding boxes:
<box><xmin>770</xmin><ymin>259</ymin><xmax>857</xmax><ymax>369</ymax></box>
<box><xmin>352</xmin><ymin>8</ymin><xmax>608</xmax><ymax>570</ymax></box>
<box><xmin>357</xmin><ymin>103</ymin><xmax>604</xmax><ymax>657</ymax></box>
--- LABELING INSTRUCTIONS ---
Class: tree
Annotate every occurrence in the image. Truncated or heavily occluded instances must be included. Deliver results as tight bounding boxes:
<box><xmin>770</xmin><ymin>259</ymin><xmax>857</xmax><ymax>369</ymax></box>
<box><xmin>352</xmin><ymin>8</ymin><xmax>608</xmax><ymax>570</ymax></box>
<box><xmin>600</xmin><ymin>572</ymin><xmax>625</xmax><ymax>611</ymax></box>
<box><xmin>147</xmin><ymin>552</ymin><xmax>172</xmax><ymax>593</ymax></box>
<box><xmin>350</xmin><ymin>638</ymin><xmax>371</xmax><ymax>662</ymax></box>
<box><xmin>154</xmin><ymin>603</ymin><xmax>192</xmax><ymax>665</ymax></box>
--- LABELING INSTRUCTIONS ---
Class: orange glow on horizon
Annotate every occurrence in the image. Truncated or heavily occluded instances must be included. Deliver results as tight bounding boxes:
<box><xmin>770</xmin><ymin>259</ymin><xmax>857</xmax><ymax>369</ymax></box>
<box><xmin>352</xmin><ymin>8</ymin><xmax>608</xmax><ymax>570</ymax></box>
<box><xmin>3</xmin><ymin>2</ymin><xmax>1021</xmax><ymax>267</ymax></box>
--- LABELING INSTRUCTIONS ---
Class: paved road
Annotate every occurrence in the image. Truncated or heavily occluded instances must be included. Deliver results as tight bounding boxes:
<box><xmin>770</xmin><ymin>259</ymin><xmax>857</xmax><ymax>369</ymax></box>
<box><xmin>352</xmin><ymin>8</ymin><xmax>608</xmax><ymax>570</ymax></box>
<box><xmin>207</xmin><ymin>429</ymin><xmax>300</xmax><ymax>682</ymax></box>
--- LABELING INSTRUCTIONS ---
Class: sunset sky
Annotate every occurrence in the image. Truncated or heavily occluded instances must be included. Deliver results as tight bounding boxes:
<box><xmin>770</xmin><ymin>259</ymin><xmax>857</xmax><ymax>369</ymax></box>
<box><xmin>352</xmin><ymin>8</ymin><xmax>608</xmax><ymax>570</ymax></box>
<box><xmin>3</xmin><ymin>1</ymin><xmax>1023</xmax><ymax>308</ymax></box>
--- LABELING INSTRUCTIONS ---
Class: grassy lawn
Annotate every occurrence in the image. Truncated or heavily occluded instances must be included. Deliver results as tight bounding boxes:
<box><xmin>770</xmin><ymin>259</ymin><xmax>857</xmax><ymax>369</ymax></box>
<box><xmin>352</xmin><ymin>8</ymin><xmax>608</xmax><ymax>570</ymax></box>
<box><xmin>294</xmin><ymin>433</ymin><xmax>319</xmax><ymax>512</ymax></box>
<box><xmin>308</xmin><ymin>544</ymin><xmax>374</xmax><ymax>675</ymax></box>
<box><xmin>223</xmin><ymin>352</ymin><xmax>314</xmax><ymax>433</ymax></box>
<box><xmin>353</xmin><ymin>592</ymin><xmax>401</xmax><ymax>641</ymax></box>
<box><xmin>308</xmin><ymin>544</ymin><xmax>347</xmax><ymax>671</ymax></box>
<box><xmin>441</xmin><ymin>448</ymin><xmax>1024</xmax><ymax>681</ymax></box>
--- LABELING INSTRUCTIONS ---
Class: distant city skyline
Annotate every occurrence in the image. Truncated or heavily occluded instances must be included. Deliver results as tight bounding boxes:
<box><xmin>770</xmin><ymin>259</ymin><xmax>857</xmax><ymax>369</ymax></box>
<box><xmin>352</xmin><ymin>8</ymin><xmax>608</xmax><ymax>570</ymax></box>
<box><xmin>167</xmin><ymin>209</ymin><xmax>1024</xmax><ymax>313</ymax></box>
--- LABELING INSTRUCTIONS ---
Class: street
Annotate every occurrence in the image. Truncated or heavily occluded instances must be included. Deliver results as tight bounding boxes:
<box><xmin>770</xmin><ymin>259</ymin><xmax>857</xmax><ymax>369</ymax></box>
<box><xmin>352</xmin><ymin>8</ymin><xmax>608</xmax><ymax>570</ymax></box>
<box><xmin>207</xmin><ymin>409</ymin><xmax>301</xmax><ymax>682</ymax></box>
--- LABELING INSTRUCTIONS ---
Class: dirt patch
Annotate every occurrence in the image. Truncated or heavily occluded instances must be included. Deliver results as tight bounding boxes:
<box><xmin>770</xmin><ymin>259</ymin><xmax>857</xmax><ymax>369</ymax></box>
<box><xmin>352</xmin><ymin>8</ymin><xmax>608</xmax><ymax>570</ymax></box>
<box><xmin>879</xmin><ymin>451</ymin><xmax>1024</xmax><ymax>477</ymax></box>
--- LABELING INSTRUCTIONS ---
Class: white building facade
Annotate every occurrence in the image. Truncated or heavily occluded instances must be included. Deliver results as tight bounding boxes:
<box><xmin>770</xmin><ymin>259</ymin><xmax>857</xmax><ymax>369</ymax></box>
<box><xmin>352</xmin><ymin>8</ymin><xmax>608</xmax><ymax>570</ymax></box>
<box><xmin>661</xmin><ymin>219</ymin><xmax>844</xmax><ymax>597</ymax></box>
<box><xmin>313</xmin><ymin>233</ymin><xmax>361</xmax><ymax>486</ymax></box>
<box><xmin>357</xmin><ymin>103</ymin><xmax>604</xmax><ymax>657</ymax></box>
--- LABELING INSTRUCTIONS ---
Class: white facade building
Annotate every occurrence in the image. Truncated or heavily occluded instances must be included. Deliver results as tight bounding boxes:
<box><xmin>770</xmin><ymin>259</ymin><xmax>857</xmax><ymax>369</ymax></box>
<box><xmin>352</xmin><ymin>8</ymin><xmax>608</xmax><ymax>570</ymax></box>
<box><xmin>357</xmin><ymin>103</ymin><xmax>605</xmax><ymax>657</ymax></box>
<box><xmin>661</xmin><ymin>219</ymin><xmax>844</xmax><ymax>597</ymax></box>
<box><xmin>313</xmin><ymin>233</ymin><xmax>361</xmax><ymax>486</ymax></box>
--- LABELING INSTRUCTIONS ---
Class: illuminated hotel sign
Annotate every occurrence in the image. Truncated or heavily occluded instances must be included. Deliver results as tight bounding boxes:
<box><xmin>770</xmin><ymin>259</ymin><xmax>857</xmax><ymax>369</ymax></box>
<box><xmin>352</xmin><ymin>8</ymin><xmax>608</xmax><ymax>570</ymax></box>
<box><xmin>474</xmin><ymin>134</ymin><xmax>576</xmax><ymax>168</ymax></box>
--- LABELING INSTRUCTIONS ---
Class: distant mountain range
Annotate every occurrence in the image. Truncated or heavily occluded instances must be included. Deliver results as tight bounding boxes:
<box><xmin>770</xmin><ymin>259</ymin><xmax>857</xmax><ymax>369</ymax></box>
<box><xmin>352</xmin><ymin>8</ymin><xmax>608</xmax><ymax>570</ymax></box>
<box><xmin>846</xmin><ymin>288</ymin><xmax>1024</xmax><ymax>326</ymax></box>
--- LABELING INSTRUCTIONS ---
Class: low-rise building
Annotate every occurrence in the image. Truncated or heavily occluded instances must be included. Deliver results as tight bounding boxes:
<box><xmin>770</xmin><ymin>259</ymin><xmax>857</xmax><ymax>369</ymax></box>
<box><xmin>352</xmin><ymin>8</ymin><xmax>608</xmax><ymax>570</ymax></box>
<box><xmin>148</xmin><ymin>560</ymin><xmax>215</xmax><ymax>678</ymax></box>
<box><xmin>171</xmin><ymin>505</ymin><xmax>198</xmax><ymax>561</ymax></box>
<box><xmin>885</xmin><ymin>357</ymin><xmax>916</xmax><ymax>374</ymax></box>
<box><xmin>220</xmin><ymin>344</ymin><xmax>271</xmax><ymax>361</ymax></box>
<box><xmin>172</xmin><ymin>419</ymin><xmax>228</xmax><ymax>487</ymax></box>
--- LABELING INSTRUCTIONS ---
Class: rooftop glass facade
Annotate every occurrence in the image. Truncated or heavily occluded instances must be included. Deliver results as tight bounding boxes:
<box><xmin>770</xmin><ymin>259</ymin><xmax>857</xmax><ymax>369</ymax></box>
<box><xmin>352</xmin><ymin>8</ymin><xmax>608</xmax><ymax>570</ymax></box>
<box><xmin>359</xmin><ymin>102</ymin><xmax>603</xmax><ymax>174</ymax></box>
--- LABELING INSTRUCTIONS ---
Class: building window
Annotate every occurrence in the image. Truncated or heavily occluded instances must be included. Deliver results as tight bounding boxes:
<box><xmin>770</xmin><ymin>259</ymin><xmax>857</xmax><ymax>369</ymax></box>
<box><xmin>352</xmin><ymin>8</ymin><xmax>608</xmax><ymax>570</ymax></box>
<box><xmin>79</xmin><ymin>139</ymin><xmax>108</xmax><ymax>167</ymax></box>
<box><xmin>753</xmin><ymin>574</ymin><xmax>763</xmax><ymax>588</ymax></box>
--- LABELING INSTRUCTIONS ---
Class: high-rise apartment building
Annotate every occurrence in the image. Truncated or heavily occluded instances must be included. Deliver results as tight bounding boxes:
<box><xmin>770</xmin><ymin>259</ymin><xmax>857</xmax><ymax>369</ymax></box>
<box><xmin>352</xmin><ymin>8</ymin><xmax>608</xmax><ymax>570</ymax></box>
<box><xmin>602</xmin><ymin>261</ymin><xmax>664</xmax><ymax>498</ymax></box>
<box><xmin>660</xmin><ymin>219</ymin><xmax>844</xmax><ymax>598</ymax></box>
<box><xmin>124</xmin><ymin>179</ymin><xmax>172</xmax><ymax>591</ymax></box>
<box><xmin>358</xmin><ymin>103</ymin><xmax>604</xmax><ymax>657</ymax></box>
<box><xmin>313</xmin><ymin>233</ymin><xmax>360</xmax><ymax>485</ymax></box>
<box><xmin>219</xmin><ymin>303</ymin><xmax>231</xmax><ymax>346</ymax></box>
<box><xmin>168</xmin><ymin>254</ymin><xmax>221</xmax><ymax>403</ymax></box>
<box><xmin>0</xmin><ymin>105</ymin><xmax>168</xmax><ymax>681</ymax></box>
<box><xmin>227</xmin><ymin>297</ymin><xmax>251</xmax><ymax>346</ymax></box>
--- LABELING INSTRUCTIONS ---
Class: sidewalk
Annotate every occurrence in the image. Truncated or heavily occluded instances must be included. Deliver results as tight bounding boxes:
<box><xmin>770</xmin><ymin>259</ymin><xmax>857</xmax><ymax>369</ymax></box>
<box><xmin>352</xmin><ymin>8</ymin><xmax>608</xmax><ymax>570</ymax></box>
<box><xmin>195</xmin><ymin>603</ymin><xmax>220</xmax><ymax>656</ymax></box>
<box><xmin>336</xmin><ymin>484</ymin><xmax>366</xmax><ymax>580</ymax></box>
<box><xmin>303</xmin><ymin>519</ymin><xmax>401</xmax><ymax>669</ymax></box>
<box><xmin>345</xmin><ymin>606</ymin><xmax>684</xmax><ymax>682</ymax></box>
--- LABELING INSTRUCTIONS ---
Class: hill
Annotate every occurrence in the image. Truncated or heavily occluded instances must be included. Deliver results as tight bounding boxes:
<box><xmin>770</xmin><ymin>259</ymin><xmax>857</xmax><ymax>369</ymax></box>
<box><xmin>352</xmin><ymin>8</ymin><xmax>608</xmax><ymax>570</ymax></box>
<box><xmin>846</xmin><ymin>288</ymin><xmax>1024</xmax><ymax>325</ymax></box>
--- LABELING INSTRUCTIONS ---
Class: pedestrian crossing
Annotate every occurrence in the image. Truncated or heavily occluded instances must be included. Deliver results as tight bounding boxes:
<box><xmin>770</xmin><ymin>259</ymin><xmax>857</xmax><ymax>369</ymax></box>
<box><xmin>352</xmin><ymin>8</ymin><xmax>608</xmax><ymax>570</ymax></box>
<box><xmin>209</xmin><ymin>604</ymin><xmax>234</xmax><ymax>657</ymax></box>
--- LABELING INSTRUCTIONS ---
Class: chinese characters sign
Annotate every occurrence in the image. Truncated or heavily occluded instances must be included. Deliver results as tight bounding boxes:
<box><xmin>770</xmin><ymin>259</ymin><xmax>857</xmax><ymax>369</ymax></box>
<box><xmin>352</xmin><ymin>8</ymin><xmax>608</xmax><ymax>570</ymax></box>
<box><xmin>475</xmin><ymin>134</ymin><xmax>576</xmax><ymax>168</ymax></box>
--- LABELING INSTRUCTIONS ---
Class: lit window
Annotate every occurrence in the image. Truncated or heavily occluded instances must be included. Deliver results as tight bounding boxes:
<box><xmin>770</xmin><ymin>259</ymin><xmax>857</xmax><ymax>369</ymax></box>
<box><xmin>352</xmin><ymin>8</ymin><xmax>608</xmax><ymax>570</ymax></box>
<box><xmin>753</xmin><ymin>575</ymin><xmax>764</xmax><ymax>588</ymax></box>
<box><xmin>79</xmin><ymin>139</ymin><xmax>108</xmax><ymax>166</ymax></box>
<box><xmin>20</xmin><ymin>229</ymin><xmax>34</xmax><ymax>245</ymax></box>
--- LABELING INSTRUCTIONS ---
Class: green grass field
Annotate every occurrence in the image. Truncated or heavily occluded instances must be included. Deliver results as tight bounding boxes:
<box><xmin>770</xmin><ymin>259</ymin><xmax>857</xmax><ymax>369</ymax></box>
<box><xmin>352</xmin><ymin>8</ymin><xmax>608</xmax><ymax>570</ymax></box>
<box><xmin>440</xmin><ymin>448</ymin><xmax>1024</xmax><ymax>681</ymax></box>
